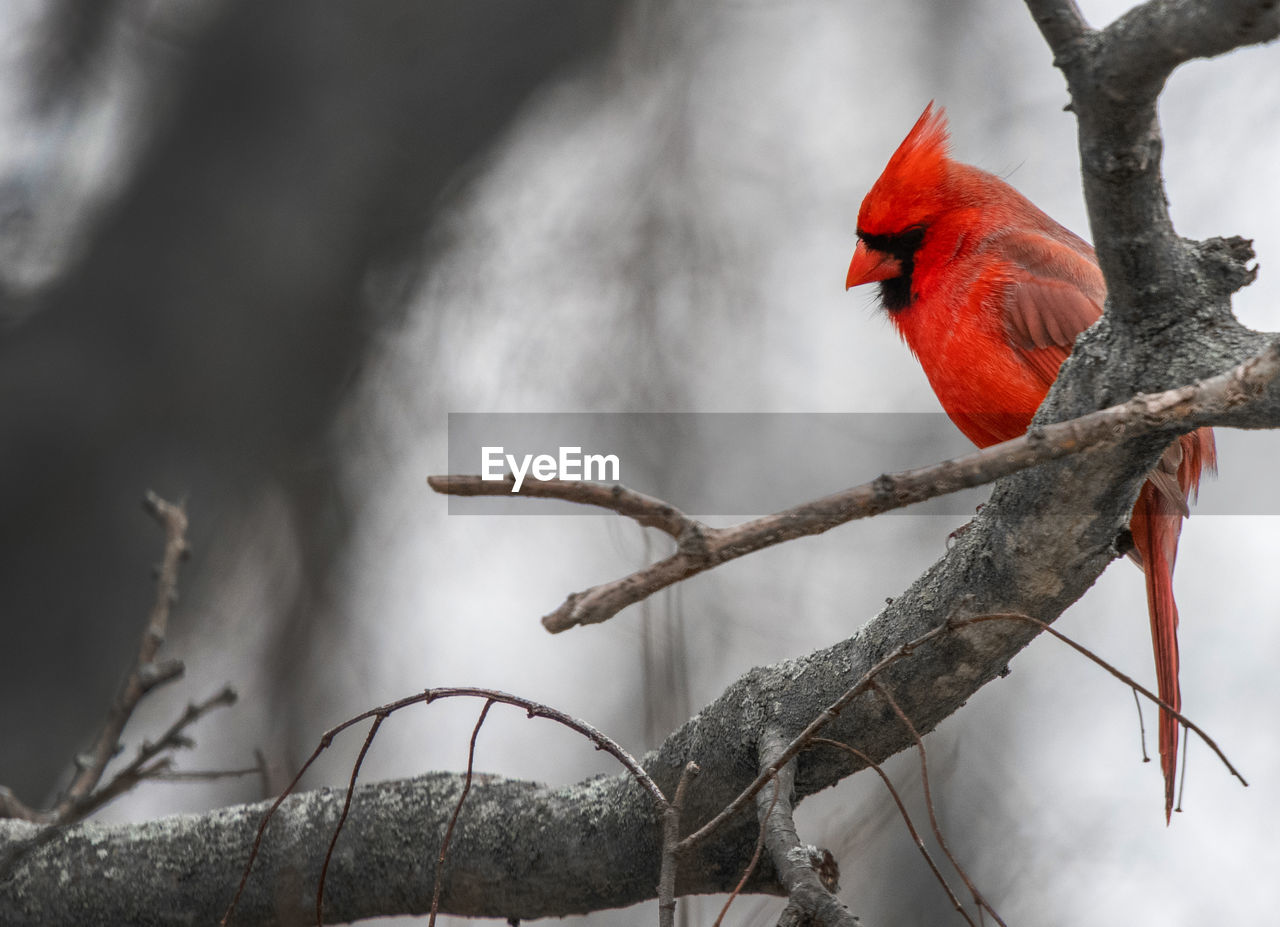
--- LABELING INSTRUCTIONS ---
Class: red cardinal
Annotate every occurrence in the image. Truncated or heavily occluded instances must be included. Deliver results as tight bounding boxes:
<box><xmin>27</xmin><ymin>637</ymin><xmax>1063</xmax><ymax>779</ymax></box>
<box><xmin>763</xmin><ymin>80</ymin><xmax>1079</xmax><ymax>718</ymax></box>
<box><xmin>846</xmin><ymin>104</ymin><xmax>1214</xmax><ymax>822</ymax></box>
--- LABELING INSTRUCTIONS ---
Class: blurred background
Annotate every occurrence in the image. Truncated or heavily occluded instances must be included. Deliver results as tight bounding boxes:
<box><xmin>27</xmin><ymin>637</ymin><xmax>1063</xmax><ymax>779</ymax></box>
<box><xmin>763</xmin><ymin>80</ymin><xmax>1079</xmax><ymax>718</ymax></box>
<box><xmin>1</xmin><ymin>0</ymin><xmax>1276</xmax><ymax>923</ymax></box>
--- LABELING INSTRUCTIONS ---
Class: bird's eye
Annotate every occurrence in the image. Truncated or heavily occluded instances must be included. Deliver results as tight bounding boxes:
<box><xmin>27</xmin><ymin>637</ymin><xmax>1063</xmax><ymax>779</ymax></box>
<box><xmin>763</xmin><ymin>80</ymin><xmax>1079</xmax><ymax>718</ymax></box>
<box><xmin>898</xmin><ymin>224</ymin><xmax>927</xmax><ymax>249</ymax></box>
<box><xmin>858</xmin><ymin>225</ymin><xmax>926</xmax><ymax>258</ymax></box>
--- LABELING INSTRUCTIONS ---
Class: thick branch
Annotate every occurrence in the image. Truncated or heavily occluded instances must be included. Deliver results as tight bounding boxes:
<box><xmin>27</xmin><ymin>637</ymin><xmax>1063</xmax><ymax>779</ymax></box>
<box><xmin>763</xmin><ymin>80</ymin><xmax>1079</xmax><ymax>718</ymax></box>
<box><xmin>1025</xmin><ymin>0</ymin><xmax>1277</xmax><ymax>324</ymax></box>
<box><xmin>1025</xmin><ymin>0</ymin><xmax>1090</xmax><ymax>60</ymax></box>
<box><xmin>1029</xmin><ymin>0</ymin><xmax>1280</xmax><ymax>96</ymax></box>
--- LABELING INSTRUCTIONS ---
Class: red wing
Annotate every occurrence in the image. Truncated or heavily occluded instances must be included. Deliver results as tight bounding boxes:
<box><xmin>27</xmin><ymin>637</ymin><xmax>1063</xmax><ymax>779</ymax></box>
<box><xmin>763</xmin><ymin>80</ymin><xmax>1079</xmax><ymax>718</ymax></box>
<box><xmin>995</xmin><ymin>229</ymin><xmax>1106</xmax><ymax>388</ymax></box>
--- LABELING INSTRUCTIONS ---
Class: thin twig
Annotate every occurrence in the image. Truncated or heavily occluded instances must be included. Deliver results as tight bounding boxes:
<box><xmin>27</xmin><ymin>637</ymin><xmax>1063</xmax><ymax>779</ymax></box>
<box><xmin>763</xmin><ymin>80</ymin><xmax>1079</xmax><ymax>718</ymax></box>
<box><xmin>811</xmin><ymin>738</ymin><xmax>973</xmax><ymax>927</ymax></box>
<box><xmin>678</xmin><ymin>620</ymin><xmax>957</xmax><ymax>853</ymax></box>
<box><xmin>1176</xmin><ymin>728</ymin><xmax>1190</xmax><ymax>815</ymax></box>
<box><xmin>711</xmin><ymin>771</ymin><xmax>778</xmax><ymax>927</ymax></box>
<box><xmin>657</xmin><ymin>762</ymin><xmax>699</xmax><ymax>927</ymax></box>
<box><xmin>679</xmin><ymin>602</ymin><xmax>1247</xmax><ymax>858</ymax></box>
<box><xmin>222</xmin><ymin>687</ymin><xmax>668</xmax><ymax>926</ymax></box>
<box><xmin>0</xmin><ymin>686</ymin><xmax>238</xmax><ymax>881</ymax></box>
<box><xmin>252</xmin><ymin>749</ymin><xmax>272</xmax><ymax>799</ymax></box>
<box><xmin>0</xmin><ymin>789</ymin><xmax>40</xmax><ymax>824</ymax></box>
<box><xmin>431</xmin><ymin>342</ymin><xmax>1280</xmax><ymax>633</ymax></box>
<box><xmin>0</xmin><ymin>498</ymin><xmax>239</xmax><ymax>881</ymax></box>
<box><xmin>424</xmin><ymin>688</ymin><xmax>668</xmax><ymax>809</ymax></box>
<box><xmin>0</xmin><ymin>492</ymin><xmax>193</xmax><ymax>820</ymax></box>
<box><xmin>317</xmin><ymin>711</ymin><xmax>388</xmax><ymax>927</ymax></box>
<box><xmin>427</xmin><ymin>475</ymin><xmax>701</xmax><ymax>540</ymax></box>
<box><xmin>1132</xmin><ymin>688</ymin><xmax>1150</xmax><ymax>763</ymax></box>
<box><xmin>149</xmin><ymin>768</ymin><xmax>264</xmax><ymax>782</ymax></box>
<box><xmin>216</xmin><ymin>615</ymin><xmax>1244</xmax><ymax>924</ymax></box>
<box><xmin>869</xmin><ymin>682</ymin><xmax>1007</xmax><ymax>927</ymax></box>
<box><xmin>49</xmin><ymin>492</ymin><xmax>193</xmax><ymax>819</ymax></box>
<box><xmin>72</xmin><ymin>686</ymin><xmax>238</xmax><ymax>818</ymax></box>
<box><xmin>954</xmin><ymin>614</ymin><xmax>1247</xmax><ymax>786</ymax></box>
<box><xmin>429</xmin><ymin>700</ymin><xmax>493</xmax><ymax>927</ymax></box>
<box><xmin>223</xmin><ymin>730</ymin><xmax>350</xmax><ymax>925</ymax></box>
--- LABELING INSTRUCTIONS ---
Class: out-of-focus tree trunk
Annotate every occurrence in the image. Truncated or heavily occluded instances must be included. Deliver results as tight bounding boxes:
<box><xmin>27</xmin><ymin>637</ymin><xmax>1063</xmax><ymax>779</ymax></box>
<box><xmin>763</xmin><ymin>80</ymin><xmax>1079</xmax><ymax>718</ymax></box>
<box><xmin>0</xmin><ymin>0</ymin><xmax>624</xmax><ymax>807</ymax></box>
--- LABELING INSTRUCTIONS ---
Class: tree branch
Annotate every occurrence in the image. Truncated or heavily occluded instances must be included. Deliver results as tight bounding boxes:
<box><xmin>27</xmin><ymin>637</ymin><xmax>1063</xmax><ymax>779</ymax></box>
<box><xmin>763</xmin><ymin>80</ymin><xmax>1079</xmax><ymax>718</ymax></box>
<box><xmin>658</xmin><ymin>762</ymin><xmax>700</xmax><ymax>927</ymax></box>
<box><xmin>755</xmin><ymin>735</ymin><xmax>858</xmax><ymax>927</ymax></box>
<box><xmin>0</xmin><ymin>413</ymin><xmax>1258</xmax><ymax>922</ymax></box>
<box><xmin>1</xmin><ymin>493</ymin><xmax>237</xmax><ymax>843</ymax></box>
<box><xmin>1026</xmin><ymin>0</ymin><xmax>1277</xmax><ymax>328</ymax></box>
<box><xmin>9</xmin><ymin>330</ymin><xmax>1271</xmax><ymax>923</ymax></box>
<box><xmin>1024</xmin><ymin>0</ymin><xmax>1090</xmax><ymax>66</ymax></box>
<box><xmin>433</xmin><ymin>342</ymin><xmax>1280</xmax><ymax>633</ymax></box>
<box><xmin>1029</xmin><ymin>0</ymin><xmax>1280</xmax><ymax>97</ymax></box>
<box><xmin>811</xmin><ymin>738</ymin><xmax>974</xmax><ymax>925</ymax></box>
<box><xmin>54</xmin><ymin>492</ymin><xmax>192</xmax><ymax>820</ymax></box>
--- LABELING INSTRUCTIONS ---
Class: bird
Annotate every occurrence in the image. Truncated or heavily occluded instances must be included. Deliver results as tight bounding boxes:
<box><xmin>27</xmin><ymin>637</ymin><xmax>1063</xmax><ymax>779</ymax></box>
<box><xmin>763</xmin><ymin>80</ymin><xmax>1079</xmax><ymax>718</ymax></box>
<box><xmin>844</xmin><ymin>103</ymin><xmax>1214</xmax><ymax>822</ymax></box>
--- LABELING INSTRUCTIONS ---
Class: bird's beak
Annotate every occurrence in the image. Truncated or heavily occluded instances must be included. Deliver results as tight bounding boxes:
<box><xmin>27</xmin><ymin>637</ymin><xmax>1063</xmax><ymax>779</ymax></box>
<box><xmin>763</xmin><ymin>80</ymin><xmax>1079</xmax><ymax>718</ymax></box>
<box><xmin>845</xmin><ymin>240</ymin><xmax>901</xmax><ymax>289</ymax></box>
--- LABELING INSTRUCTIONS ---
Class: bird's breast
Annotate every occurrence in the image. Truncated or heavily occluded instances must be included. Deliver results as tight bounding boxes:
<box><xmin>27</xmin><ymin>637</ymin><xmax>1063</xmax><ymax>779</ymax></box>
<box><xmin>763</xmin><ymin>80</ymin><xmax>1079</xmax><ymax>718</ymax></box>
<box><xmin>889</xmin><ymin>280</ymin><xmax>1049</xmax><ymax>448</ymax></box>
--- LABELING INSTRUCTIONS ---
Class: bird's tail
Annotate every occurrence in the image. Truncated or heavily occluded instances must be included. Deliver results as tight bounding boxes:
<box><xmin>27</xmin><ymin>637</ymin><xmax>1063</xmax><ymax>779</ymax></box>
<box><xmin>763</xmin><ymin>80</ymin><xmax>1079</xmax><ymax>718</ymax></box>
<box><xmin>1129</xmin><ymin>427</ymin><xmax>1215</xmax><ymax>822</ymax></box>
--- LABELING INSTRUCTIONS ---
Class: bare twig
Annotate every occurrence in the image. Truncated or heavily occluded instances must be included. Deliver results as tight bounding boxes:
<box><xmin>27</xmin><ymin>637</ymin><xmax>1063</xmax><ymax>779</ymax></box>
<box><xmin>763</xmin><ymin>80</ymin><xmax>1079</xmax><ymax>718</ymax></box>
<box><xmin>421</xmin><ymin>688</ymin><xmax>668</xmax><ymax>809</ymax></box>
<box><xmin>427</xmin><ymin>475</ymin><xmax>702</xmax><ymax>540</ymax></box>
<box><xmin>0</xmin><ymin>686</ymin><xmax>237</xmax><ymax>880</ymax></box>
<box><xmin>49</xmin><ymin>492</ymin><xmax>192</xmax><ymax>820</ymax></box>
<box><xmin>869</xmin><ymin>682</ymin><xmax>1006</xmax><ymax>927</ymax></box>
<box><xmin>318</xmin><ymin>711</ymin><xmax>389</xmax><ymax>927</ymax></box>
<box><xmin>704</xmin><ymin>600</ymin><xmax>1241</xmax><ymax>924</ymax></box>
<box><xmin>429</xmin><ymin>701</ymin><xmax>493</xmax><ymax>927</ymax></box>
<box><xmin>149</xmin><ymin>768</ymin><xmax>264</xmax><ymax>782</ymax></box>
<box><xmin>1176</xmin><ymin>731</ymin><xmax>1190</xmax><ymax>814</ymax></box>
<box><xmin>252</xmin><ymin>749</ymin><xmax>273</xmax><ymax>799</ymax></box>
<box><xmin>1132</xmin><ymin>689</ymin><xmax>1151</xmax><ymax>763</ymax></box>
<box><xmin>223</xmin><ymin>731</ymin><xmax>346</xmax><ymax>925</ymax></box>
<box><xmin>431</xmin><ymin>343</ymin><xmax>1280</xmax><ymax>633</ymax></box>
<box><xmin>712</xmin><ymin>771</ymin><xmax>779</xmax><ymax>927</ymax></box>
<box><xmin>0</xmin><ymin>791</ymin><xmax>40</xmax><ymax>825</ymax></box>
<box><xmin>222</xmin><ymin>686</ymin><xmax>670</xmax><ymax>926</ymax></box>
<box><xmin>678</xmin><ymin>620</ymin><xmax>959</xmax><ymax>854</ymax></box>
<box><xmin>657</xmin><ymin>762</ymin><xmax>700</xmax><ymax>927</ymax></box>
<box><xmin>679</xmin><ymin>596</ymin><xmax>1247</xmax><ymax>860</ymax></box>
<box><xmin>812</xmin><ymin>738</ymin><xmax>973</xmax><ymax>926</ymax></box>
<box><xmin>954</xmin><ymin>614</ymin><xmax>1247</xmax><ymax>787</ymax></box>
<box><xmin>0</xmin><ymin>495</ymin><xmax>241</xmax><ymax>882</ymax></box>
<box><xmin>72</xmin><ymin>686</ymin><xmax>238</xmax><ymax>819</ymax></box>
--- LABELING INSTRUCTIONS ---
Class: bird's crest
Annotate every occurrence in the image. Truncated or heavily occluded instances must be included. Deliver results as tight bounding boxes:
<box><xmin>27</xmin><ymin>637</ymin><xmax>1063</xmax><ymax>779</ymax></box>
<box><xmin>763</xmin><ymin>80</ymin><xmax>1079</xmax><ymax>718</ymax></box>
<box><xmin>858</xmin><ymin>103</ymin><xmax>951</xmax><ymax>235</ymax></box>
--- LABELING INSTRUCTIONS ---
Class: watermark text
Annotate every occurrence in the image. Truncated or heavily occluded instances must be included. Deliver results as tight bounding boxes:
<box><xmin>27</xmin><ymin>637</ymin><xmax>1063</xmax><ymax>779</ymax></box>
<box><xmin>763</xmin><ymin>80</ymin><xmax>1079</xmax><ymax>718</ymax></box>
<box><xmin>481</xmin><ymin>446</ymin><xmax>621</xmax><ymax>492</ymax></box>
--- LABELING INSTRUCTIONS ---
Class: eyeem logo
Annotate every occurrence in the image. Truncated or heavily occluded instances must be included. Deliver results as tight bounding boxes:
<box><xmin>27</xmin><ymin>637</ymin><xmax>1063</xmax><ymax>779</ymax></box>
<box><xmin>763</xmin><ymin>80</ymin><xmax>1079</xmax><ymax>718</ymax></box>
<box><xmin>481</xmin><ymin>446</ymin><xmax>621</xmax><ymax>492</ymax></box>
